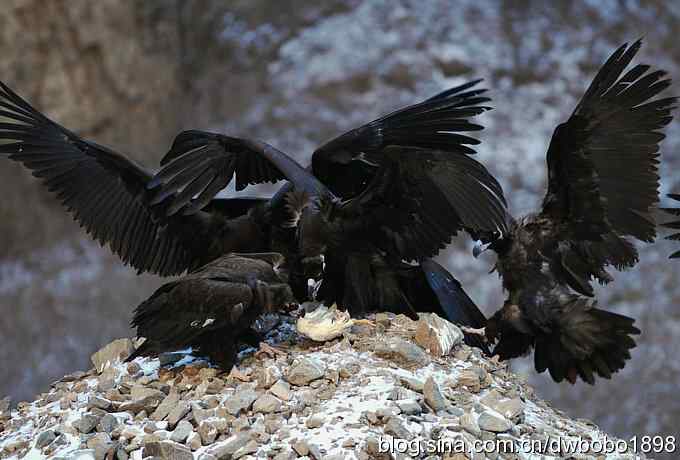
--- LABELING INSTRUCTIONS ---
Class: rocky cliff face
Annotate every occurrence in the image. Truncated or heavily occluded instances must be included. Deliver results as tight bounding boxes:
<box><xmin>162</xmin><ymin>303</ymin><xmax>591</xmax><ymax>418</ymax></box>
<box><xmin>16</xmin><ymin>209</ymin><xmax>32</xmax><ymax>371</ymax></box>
<box><xmin>0</xmin><ymin>313</ymin><xmax>645</xmax><ymax>460</ymax></box>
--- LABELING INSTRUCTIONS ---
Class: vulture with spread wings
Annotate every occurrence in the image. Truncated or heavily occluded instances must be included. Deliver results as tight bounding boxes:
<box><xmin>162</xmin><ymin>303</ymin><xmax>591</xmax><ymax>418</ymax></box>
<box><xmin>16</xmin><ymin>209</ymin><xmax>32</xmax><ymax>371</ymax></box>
<box><xmin>0</xmin><ymin>81</ymin><xmax>284</xmax><ymax>277</ymax></box>
<box><xmin>662</xmin><ymin>194</ymin><xmax>680</xmax><ymax>259</ymax></box>
<box><xmin>471</xmin><ymin>40</ymin><xmax>677</xmax><ymax>384</ymax></box>
<box><xmin>149</xmin><ymin>81</ymin><xmax>508</xmax><ymax>323</ymax></box>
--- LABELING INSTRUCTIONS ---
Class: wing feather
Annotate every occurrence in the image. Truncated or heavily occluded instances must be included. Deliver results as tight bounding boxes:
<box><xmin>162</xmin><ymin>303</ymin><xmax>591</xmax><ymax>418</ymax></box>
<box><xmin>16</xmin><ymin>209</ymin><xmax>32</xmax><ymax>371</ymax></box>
<box><xmin>539</xmin><ymin>40</ymin><xmax>676</xmax><ymax>291</ymax></box>
<box><xmin>312</xmin><ymin>79</ymin><xmax>493</xmax><ymax>199</ymax></box>
<box><xmin>148</xmin><ymin>131</ymin><xmax>323</xmax><ymax>216</ymax></box>
<box><xmin>0</xmin><ymin>81</ymin><xmax>271</xmax><ymax>275</ymax></box>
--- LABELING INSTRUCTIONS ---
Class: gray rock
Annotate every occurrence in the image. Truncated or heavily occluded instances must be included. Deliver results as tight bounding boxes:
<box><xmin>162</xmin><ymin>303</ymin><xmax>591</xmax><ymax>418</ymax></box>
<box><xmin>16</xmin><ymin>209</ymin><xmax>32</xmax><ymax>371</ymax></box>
<box><xmin>374</xmin><ymin>337</ymin><xmax>430</xmax><ymax>367</ymax></box>
<box><xmin>225</xmin><ymin>387</ymin><xmax>259</xmax><ymax>415</ymax></box>
<box><xmin>285</xmin><ymin>358</ymin><xmax>326</xmax><ymax>386</ymax></box>
<box><xmin>60</xmin><ymin>371</ymin><xmax>87</xmax><ymax>382</ymax></box>
<box><xmin>87</xmin><ymin>396</ymin><xmax>111</xmax><ymax>411</ymax></box>
<box><xmin>86</xmin><ymin>433</ymin><xmax>113</xmax><ymax>460</ymax></box>
<box><xmin>120</xmin><ymin>387</ymin><xmax>166</xmax><ymax>414</ymax></box>
<box><xmin>192</xmin><ymin>404</ymin><xmax>216</xmax><ymax>424</ymax></box>
<box><xmin>253</xmin><ymin>394</ymin><xmax>282</xmax><ymax>413</ymax></box>
<box><xmin>170</xmin><ymin>420</ymin><xmax>194</xmax><ymax>443</ymax></box>
<box><xmin>488</xmin><ymin>397</ymin><xmax>524</xmax><ymax>422</ymax></box>
<box><xmin>202</xmin><ymin>432</ymin><xmax>252</xmax><ymax>459</ymax></box>
<box><xmin>423</xmin><ymin>376</ymin><xmax>448</xmax><ymax>412</ymax></box>
<box><xmin>35</xmin><ymin>429</ymin><xmax>57</xmax><ymax>448</ymax></box>
<box><xmin>292</xmin><ymin>440</ymin><xmax>309</xmax><ymax>456</ymax></box>
<box><xmin>460</xmin><ymin>411</ymin><xmax>482</xmax><ymax>437</ymax></box>
<box><xmin>414</xmin><ymin>313</ymin><xmax>464</xmax><ymax>356</ymax></box>
<box><xmin>376</xmin><ymin>406</ymin><xmax>400</xmax><ymax>418</ymax></box>
<box><xmin>98</xmin><ymin>414</ymin><xmax>120</xmax><ymax>433</ymax></box>
<box><xmin>255</xmin><ymin>366</ymin><xmax>281</xmax><ymax>389</ymax></box>
<box><xmin>307</xmin><ymin>443</ymin><xmax>324</xmax><ymax>460</ymax></box>
<box><xmin>399</xmin><ymin>376</ymin><xmax>425</xmax><ymax>393</ymax></box>
<box><xmin>73</xmin><ymin>413</ymin><xmax>101</xmax><ymax>433</ymax></box>
<box><xmin>115</xmin><ymin>446</ymin><xmax>129</xmax><ymax>460</ymax></box>
<box><xmin>130</xmin><ymin>386</ymin><xmax>165</xmax><ymax>401</ymax></box>
<box><xmin>187</xmin><ymin>431</ymin><xmax>202</xmax><ymax>451</ymax></box>
<box><xmin>269</xmin><ymin>380</ymin><xmax>292</xmax><ymax>401</ymax></box>
<box><xmin>305</xmin><ymin>414</ymin><xmax>325</xmax><ymax>428</ymax></box>
<box><xmin>143</xmin><ymin>440</ymin><xmax>193</xmax><ymax>460</ymax></box>
<box><xmin>151</xmin><ymin>391</ymin><xmax>181</xmax><ymax>421</ymax></box>
<box><xmin>91</xmin><ymin>338</ymin><xmax>135</xmax><ymax>373</ymax></box>
<box><xmin>384</xmin><ymin>416</ymin><xmax>414</xmax><ymax>440</ymax></box>
<box><xmin>396</xmin><ymin>400</ymin><xmax>422</xmax><ymax>416</ymax></box>
<box><xmin>198</xmin><ymin>420</ymin><xmax>218</xmax><ymax>444</ymax></box>
<box><xmin>233</xmin><ymin>440</ymin><xmax>259</xmax><ymax>459</ymax></box>
<box><xmin>478</xmin><ymin>410</ymin><xmax>513</xmax><ymax>432</ymax></box>
<box><xmin>272</xmin><ymin>450</ymin><xmax>297</xmax><ymax>460</ymax></box>
<box><xmin>65</xmin><ymin>449</ymin><xmax>97</xmax><ymax>460</ymax></box>
<box><xmin>166</xmin><ymin>401</ymin><xmax>190</xmax><ymax>428</ymax></box>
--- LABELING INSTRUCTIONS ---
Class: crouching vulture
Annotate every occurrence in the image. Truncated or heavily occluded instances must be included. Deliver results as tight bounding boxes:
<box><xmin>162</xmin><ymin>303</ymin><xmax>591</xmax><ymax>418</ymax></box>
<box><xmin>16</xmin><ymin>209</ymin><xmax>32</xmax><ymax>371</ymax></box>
<box><xmin>127</xmin><ymin>253</ymin><xmax>295</xmax><ymax>368</ymax></box>
<box><xmin>471</xmin><ymin>40</ymin><xmax>676</xmax><ymax>384</ymax></box>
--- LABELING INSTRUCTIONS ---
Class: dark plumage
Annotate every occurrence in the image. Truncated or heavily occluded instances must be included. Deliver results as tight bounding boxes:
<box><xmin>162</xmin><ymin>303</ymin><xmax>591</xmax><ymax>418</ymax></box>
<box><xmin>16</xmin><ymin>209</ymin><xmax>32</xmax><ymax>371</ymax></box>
<box><xmin>661</xmin><ymin>194</ymin><xmax>680</xmax><ymax>258</ymax></box>
<box><xmin>149</xmin><ymin>81</ymin><xmax>509</xmax><ymax>321</ymax></box>
<box><xmin>128</xmin><ymin>253</ymin><xmax>294</xmax><ymax>368</ymax></box>
<box><xmin>316</xmin><ymin>253</ymin><xmax>489</xmax><ymax>353</ymax></box>
<box><xmin>0</xmin><ymin>80</ymin><xmax>498</xmax><ymax>357</ymax></box>
<box><xmin>474</xmin><ymin>40</ymin><xmax>676</xmax><ymax>384</ymax></box>
<box><xmin>0</xmin><ymin>81</ymin><xmax>282</xmax><ymax>276</ymax></box>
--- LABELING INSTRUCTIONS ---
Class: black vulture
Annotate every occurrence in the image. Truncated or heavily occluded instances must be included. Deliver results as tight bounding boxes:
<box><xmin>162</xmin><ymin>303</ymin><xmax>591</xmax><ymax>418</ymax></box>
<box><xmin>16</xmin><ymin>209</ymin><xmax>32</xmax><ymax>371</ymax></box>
<box><xmin>471</xmin><ymin>40</ymin><xmax>677</xmax><ymax>384</ymax></box>
<box><xmin>148</xmin><ymin>81</ymin><xmax>509</xmax><ymax>323</ymax></box>
<box><xmin>127</xmin><ymin>253</ymin><xmax>295</xmax><ymax>368</ymax></box>
<box><xmin>0</xmin><ymin>82</ymin><xmax>283</xmax><ymax>276</ymax></box>
<box><xmin>661</xmin><ymin>194</ymin><xmax>680</xmax><ymax>258</ymax></box>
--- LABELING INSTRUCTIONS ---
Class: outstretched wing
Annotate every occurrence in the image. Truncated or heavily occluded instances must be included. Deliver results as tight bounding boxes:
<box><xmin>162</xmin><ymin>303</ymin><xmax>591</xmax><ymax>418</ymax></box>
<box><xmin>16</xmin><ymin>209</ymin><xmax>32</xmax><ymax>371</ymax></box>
<box><xmin>334</xmin><ymin>146</ymin><xmax>508</xmax><ymax>261</ymax></box>
<box><xmin>538</xmin><ymin>40</ymin><xmax>676</xmax><ymax>292</ymax></box>
<box><xmin>148</xmin><ymin>130</ymin><xmax>324</xmax><ymax>216</ymax></box>
<box><xmin>661</xmin><ymin>193</ymin><xmax>680</xmax><ymax>259</ymax></box>
<box><xmin>312</xmin><ymin>79</ymin><xmax>493</xmax><ymax>199</ymax></box>
<box><xmin>0</xmin><ymin>81</ymin><xmax>264</xmax><ymax>275</ymax></box>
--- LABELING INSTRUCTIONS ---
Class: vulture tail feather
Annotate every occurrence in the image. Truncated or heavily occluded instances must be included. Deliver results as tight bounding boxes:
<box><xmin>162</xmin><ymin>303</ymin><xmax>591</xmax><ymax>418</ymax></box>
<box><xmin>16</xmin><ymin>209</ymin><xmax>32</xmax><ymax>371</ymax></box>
<box><xmin>534</xmin><ymin>300</ymin><xmax>639</xmax><ymax>384</ymax></box>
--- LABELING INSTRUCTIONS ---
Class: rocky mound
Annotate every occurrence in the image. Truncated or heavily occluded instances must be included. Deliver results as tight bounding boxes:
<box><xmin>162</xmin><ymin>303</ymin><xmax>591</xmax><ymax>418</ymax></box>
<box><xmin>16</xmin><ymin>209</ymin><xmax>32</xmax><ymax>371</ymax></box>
<box><xmin>0</xmin><ymin>313</ymin><xmax>644</xmax><ymax>460</ymax></box>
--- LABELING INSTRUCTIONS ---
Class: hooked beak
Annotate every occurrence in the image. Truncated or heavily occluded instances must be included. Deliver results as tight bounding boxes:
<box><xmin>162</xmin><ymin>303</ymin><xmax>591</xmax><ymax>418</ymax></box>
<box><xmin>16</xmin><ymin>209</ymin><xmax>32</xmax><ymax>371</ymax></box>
<box><xmin>307</xmin><ymin>278</ymin><xmax>323</xmax><ymax>300</ymax></box>
<box><xmin>473</xmin><ymin>240</ymin><xmax>492</xmax><ymax>258</ymax></box>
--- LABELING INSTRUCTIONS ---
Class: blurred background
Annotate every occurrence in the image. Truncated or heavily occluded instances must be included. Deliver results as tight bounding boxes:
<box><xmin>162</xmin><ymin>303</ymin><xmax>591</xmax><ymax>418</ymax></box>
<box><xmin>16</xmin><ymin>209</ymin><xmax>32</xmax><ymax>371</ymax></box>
<box><xmin>0</xmin><ymin>0</ymin><xmax>678</xmax><ymax>453</ymax></box>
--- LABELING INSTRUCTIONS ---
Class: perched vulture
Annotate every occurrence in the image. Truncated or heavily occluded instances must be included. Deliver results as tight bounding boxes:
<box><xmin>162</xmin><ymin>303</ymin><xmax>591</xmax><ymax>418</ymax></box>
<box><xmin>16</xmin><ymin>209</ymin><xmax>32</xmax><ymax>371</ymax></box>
<box><xmin>149</xmin><ymin>80</ymin><xmax>509</xmax><ymax>320</ymax></box>
<box><xmin>128</xmin><ymin>253</ymin><xmax>294</xmax><ymax>368</ymax></box>
<box><xmin>472</xmin><ymin>40</ymin><xmax>676</xmax><ymax>384</ymax></box>
<box><xmin>661</xmin><ymin>194</ymin><xmax>680</xmax><ymax>258</ymax></box>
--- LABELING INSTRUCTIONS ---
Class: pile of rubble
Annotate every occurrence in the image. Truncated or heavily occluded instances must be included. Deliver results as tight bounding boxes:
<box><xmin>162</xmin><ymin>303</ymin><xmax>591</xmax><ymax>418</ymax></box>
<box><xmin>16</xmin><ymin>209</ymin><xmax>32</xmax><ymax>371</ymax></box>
<box><xmin>0</xmin><ymin>313</ymin><xmax>644</xmax><ymax>459</ymax></box>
